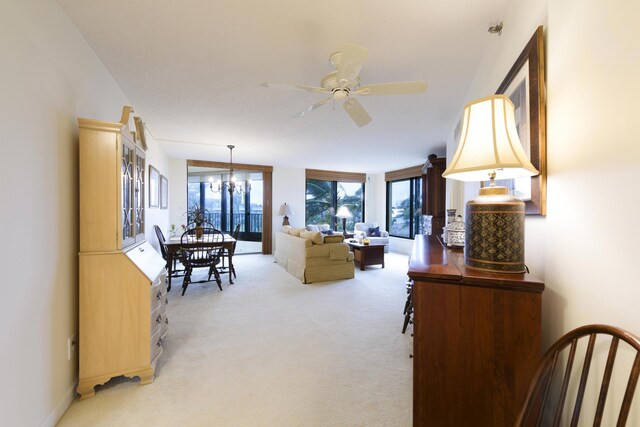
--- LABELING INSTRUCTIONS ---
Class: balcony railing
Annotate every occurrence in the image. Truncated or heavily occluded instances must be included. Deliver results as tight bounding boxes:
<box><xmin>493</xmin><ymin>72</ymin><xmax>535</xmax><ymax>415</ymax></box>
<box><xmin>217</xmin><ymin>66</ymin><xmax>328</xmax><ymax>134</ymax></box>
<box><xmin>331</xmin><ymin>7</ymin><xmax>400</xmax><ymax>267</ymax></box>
<box><xmin>203</xmin><ymin>212</ymin><xmax>262</xmax><ymax>233</ymax></box>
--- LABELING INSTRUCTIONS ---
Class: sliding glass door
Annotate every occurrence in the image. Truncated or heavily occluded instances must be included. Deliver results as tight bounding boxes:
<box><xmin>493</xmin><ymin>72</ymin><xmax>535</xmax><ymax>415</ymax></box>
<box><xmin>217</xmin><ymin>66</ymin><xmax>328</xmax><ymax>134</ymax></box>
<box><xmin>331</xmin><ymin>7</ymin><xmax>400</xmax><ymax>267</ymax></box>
<box><xmin>187</xmin><ymin>167</ymin><xmax>263</xmax><ymax>253</ymax></box>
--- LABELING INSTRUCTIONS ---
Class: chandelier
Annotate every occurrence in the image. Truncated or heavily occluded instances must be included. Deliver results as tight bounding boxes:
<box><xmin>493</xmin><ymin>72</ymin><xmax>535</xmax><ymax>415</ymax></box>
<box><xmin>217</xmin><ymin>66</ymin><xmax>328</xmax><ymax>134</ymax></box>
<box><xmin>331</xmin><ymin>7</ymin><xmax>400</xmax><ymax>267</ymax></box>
<box><xmin>208</xmin><ymin>145</ymin><xmax>251</xmax><ymax>195</ymax></box>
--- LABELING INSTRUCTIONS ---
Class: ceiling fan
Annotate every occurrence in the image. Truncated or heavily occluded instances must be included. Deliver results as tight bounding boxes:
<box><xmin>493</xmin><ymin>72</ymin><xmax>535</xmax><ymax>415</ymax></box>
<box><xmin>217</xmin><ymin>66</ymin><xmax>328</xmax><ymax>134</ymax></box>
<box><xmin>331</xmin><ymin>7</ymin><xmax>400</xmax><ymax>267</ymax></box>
<box><xmin>260</xmin><ymin>44</ymin><xmax>427</xmax><ymax>127</ymax></box>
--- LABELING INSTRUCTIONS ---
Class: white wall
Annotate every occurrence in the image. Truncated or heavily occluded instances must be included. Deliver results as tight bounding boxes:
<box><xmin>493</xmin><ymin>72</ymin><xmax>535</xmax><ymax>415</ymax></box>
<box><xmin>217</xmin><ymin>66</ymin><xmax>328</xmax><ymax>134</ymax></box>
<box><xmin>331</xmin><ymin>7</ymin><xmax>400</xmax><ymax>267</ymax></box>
<box><xmin>144</xmin><ymin>135</ymin><xmax>172</xmax><ymax>252</ymax></box>
<box><xmin>168</xmin><ymin>157</ymin><xmax>188</xmax><ymax>234</ymax></box>
<box><xmin>449</xmin><ymin>0</ymin><xmax>640</xmax><ymax>422</ymax></box>
<box><xmin>272</xmin><ymin>167</ymin><xmax>306</xmax><ymax>249</ymax></box>
<box><xmin>0</xmin><ymin>1</ymin><xmax>169</xmax><ymax>424</ymax></box>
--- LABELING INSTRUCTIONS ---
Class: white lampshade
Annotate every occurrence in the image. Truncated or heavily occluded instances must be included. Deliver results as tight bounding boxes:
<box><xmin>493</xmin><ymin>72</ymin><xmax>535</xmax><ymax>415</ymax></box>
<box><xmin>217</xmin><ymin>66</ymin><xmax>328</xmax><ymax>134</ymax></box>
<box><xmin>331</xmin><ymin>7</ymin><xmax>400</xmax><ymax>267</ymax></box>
<box><xmin>336</xmin><ymin>206</ymin><xmax>352</xmax><ymax>218</ymax></box>
<box><xmin>443</xmin><ymin>95</ymin><xmax>539</xmax><ymax>182</ymax></box>
<box><xmin>278</xmin><ymin>203</ymin><xmax>293</xmax><ymax>217</ymax></box>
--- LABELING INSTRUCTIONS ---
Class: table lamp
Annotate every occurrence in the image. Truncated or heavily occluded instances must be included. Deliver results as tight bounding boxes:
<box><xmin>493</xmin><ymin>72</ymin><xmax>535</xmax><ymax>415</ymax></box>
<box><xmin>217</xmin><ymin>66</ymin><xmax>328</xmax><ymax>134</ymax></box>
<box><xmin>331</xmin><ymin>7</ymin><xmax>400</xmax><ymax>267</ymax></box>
<box><xmin>442</xmin><ymin>95</ymin><xmax>539</xmax><ymax>273</ymax></box>
<box><xmin>278</xmin><ymin>203</ymin><xmax>293</xmax><ymax>226</ymax></box>
<box><xmin>336</xmin><ymin>206</ymin><xmax>352</xmax><ymax>236</ymax></box>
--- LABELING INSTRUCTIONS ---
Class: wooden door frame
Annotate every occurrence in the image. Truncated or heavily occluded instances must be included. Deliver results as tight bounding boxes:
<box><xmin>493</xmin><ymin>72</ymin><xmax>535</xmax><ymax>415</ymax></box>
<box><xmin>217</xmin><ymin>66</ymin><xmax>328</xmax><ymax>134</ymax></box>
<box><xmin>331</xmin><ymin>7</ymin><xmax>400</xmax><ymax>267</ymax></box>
<box><xmin>187</xmin><ymin>159</ymin><xmax>273</xmax><ymax>254</ymax></box>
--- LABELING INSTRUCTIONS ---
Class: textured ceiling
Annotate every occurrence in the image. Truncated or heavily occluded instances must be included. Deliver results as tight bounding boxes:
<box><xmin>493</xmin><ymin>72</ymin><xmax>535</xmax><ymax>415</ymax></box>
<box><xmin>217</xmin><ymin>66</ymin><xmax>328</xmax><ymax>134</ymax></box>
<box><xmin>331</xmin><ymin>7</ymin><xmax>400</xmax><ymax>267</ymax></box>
<box><xmin>57</xmin><ymin>0</ymin><xmax>507</xmax><ymax>173</ymax></box>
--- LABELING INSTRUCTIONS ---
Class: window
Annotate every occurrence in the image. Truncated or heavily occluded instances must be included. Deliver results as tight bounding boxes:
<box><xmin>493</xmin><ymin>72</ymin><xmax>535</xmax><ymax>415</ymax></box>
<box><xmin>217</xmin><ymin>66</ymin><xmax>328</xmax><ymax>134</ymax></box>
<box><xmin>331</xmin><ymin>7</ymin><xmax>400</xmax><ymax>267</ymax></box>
<box><xmin>387</xmin><ymin>177</ymin><xmax>422</xmax><ymax>238</ymax></box>
<box><xmin>306</xmin><ymin>180</ymin><xmax>364</xmax><ymax>231</ymax></box>
<box><xmin>187</xmin><ymin>171</ymin><xmax>263</xmax><ymax>238</ymax></box>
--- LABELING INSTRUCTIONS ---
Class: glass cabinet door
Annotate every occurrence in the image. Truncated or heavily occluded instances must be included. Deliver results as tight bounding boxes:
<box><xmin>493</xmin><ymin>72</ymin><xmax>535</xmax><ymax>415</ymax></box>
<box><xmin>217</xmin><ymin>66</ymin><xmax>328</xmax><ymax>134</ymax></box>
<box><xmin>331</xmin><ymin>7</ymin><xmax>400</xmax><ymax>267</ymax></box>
<box><xmin>134</xmin><ymin>148</ymin><xmax>145</xmax><ymax>240</ymax></box>
<box><xmin>121</xmin><ymin>139</ymin><xmax>135</xmax><ymax>248</ymax></box>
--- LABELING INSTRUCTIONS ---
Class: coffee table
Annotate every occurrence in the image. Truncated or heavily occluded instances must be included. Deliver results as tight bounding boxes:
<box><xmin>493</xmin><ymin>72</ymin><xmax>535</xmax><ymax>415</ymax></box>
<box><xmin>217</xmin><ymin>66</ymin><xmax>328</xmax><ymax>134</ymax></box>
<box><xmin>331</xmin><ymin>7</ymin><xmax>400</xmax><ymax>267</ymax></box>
<box><xmin>347</xmin><ymin>241</ymin><xmax>385</xmax><ymax>270</ymax></box>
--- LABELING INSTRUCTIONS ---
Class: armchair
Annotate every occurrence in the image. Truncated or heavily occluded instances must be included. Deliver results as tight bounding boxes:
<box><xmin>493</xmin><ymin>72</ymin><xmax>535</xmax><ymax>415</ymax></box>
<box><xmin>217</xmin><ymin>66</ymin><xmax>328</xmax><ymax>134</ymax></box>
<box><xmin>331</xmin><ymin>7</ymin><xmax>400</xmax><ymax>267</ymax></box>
<box><xmin>353</xmin><ymin>222</ymin><xmax>389</xmax><ymax>252</ymax></box>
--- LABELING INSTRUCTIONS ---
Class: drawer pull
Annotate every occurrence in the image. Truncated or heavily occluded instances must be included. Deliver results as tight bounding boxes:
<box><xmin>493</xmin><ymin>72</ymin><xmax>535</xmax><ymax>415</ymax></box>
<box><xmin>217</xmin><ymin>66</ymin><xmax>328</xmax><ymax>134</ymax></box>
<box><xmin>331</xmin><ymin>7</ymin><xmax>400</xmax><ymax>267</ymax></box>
<box><xmin>409</xmin><ymin>354</ymin><xmax>413</xmax><ymax>359</ymax></box>
<box><xmin>156</xmin><ymin>290</ymin><xmax>162</xmax><ymax>300</ymax></box>
<box><xmin>165</xmin><ymin>298</ymin><xmax>169</xmax><ymax>305</ymax></box>
<box><xmin>156</xmin><ymin>314</ymin><xmax>162</xmax><ymax>324</ymax></box>
<box><xmin>157</xmin><ymin>337</ymin><xmax>164</xmax><ymax>347</ymax></box>
<box><xmin>165</xmin><ymin>317</ymin><xmax>169</xmax><ymax>325</ymax></box>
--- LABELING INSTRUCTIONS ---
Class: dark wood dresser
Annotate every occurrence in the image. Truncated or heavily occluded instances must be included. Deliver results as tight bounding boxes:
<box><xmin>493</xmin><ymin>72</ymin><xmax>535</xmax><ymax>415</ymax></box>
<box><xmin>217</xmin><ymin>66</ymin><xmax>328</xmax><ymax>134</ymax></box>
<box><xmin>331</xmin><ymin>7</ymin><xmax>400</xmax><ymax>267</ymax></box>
<box><xmin>407</xmin><ymin>235</ymin><xmax>544</xmax><ymax>426</ymax></box>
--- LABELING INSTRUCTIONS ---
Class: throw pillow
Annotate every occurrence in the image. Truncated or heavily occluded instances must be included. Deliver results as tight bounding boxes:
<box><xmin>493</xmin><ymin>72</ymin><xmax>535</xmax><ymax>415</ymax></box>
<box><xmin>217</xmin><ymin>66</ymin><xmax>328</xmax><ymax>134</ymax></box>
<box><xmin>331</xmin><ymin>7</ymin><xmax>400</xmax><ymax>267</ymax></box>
<box><xmin>368</xmin><ymin>226</ymin><xmax>381</xmax><ymax>237</ymax></box>
<box><xmin>320</xmin><ymin>229</ymin><xmax>333</xmax><ymax>235</ymax></box>
<box><xmin>306</xmin><ymin>225</ymin><xmax>319</xmax><ymax>232</ymax></box>
<box><xmin>323</xmin><ymin>234</ymin><xmax>344</xmax><ymax>243</ymax></box>
<box><xmin>288</xmin><ymin>228</ymin><xmax>304</xmax><ymax>237</ymax></box>
<box><xmin>300</xmin><ymin>230</ymin><xmax>324</xmax><ymax>245</ymax></box>
<box><xmin>318</xmin><ymin>224</ymin><xmax>331</xmax><ymax>232</ymax></box>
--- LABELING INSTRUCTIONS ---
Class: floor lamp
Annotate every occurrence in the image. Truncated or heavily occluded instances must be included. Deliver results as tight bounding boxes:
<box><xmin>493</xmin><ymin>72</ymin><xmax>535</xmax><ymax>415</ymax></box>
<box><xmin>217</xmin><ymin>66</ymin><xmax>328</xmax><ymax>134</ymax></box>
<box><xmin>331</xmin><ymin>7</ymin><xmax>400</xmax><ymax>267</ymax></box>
<box><xmin>336</xmin><ymin>206</ymin><xmax>352</xmax><ymax>236</ymax></box>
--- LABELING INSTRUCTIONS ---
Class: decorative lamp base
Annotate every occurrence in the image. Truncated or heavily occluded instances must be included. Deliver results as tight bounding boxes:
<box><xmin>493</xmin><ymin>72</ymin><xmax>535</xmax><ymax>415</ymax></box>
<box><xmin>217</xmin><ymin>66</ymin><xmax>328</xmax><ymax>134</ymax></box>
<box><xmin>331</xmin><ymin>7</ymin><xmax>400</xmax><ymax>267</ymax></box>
<box><xmin>464</xmin><ymin>186</ymin><xmax>526</xmax><ymax>273</ymax></box>
<box><xmin>282</xmin><ymin>216</ymin><xmax>290</xmax><ymax>226</ymax></box>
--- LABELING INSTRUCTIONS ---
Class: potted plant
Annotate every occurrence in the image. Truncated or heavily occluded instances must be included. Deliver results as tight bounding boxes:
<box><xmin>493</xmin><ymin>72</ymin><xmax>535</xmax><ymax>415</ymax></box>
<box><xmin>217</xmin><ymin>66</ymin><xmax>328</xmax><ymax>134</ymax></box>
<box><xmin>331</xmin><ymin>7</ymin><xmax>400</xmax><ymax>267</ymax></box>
<box><xmin>186</xmin><ymin>204</ymin><xmax>209</xmax><ymax>238</ymax></box>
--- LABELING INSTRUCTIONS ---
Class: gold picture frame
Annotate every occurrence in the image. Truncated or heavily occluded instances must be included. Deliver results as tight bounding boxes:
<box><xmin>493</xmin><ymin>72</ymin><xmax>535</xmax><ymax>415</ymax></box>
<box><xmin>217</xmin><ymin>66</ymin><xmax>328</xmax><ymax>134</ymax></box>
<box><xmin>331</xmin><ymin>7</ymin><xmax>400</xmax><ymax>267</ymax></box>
<box><xmin>495</xmin><ymin>26</ymin><xmax>547</xmax><ymax>215</ymax></box>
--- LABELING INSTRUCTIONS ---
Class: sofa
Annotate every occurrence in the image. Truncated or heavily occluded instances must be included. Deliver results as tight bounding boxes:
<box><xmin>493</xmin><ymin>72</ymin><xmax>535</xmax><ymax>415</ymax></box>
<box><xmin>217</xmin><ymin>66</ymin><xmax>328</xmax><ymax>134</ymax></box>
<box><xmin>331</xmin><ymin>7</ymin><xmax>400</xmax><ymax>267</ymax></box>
<box><xmin>353</xmin><ymin>222</ymin><xmax>390</xmax><ymax>252</ymax></box>
<box><xmin>305</xmin><ymin>223</ymin><xmax>332</xmax><ymax>233</ymax></box>
<box><xmin>274</xmin><ymin>227</ymin><xmax>355</xmax><ymax>284</ymax></box>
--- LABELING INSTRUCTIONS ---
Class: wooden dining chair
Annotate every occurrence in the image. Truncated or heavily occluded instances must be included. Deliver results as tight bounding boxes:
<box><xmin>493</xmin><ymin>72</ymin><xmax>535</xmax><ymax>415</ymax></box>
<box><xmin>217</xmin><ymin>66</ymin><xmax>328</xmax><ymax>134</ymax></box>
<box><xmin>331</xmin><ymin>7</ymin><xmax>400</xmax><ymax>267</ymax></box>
<box><xmin>154</xmin><ymin>225</ymin><xmax>184</xmax><ymax>277</ymax></box>
<box><xmin>154</xmin><ymin>225</ymin><xmax>172</xmax><ymax>270</ymax></box>
<box><xmin>178</xmin><ymin>227</ymin><xmax>225</xmax><ymax>295</ymax></box>
<box><xmin>401</xmin><ymin>279</ymin><xmax>413</xmax><ymax>334</ymax></box>
<box><xmin>186</xmin><ymin>220</ymin><xmax>216</xmax><ymax>230</ymax></box>
<box><xmin>515</xmin><ymin>324</ymin><xmax>640</xmax><ymax>427</ymax></box>
<box><xmin>221</xmin><ymin>224</ymin><xmax>240</xmax><ymax>279</ymax></box>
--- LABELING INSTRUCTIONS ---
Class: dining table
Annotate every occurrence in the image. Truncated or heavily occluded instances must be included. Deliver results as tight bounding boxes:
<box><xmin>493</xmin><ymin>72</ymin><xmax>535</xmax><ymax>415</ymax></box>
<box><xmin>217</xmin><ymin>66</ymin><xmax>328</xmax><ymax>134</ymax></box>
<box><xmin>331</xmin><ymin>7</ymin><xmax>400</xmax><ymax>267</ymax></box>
<box><xmin>165</xmin><ymin>233</ymin><xmax>236</xmax><ymax>292</ymax></box>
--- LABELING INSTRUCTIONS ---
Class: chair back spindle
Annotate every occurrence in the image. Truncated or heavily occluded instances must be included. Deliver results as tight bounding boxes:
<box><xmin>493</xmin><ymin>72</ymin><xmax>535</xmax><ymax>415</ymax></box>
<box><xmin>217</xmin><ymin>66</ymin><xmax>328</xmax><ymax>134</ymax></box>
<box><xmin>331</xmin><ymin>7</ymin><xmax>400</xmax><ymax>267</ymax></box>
<box><xmin>178</xmin><ymin>227</ymin><xmax>225</xmax><ymax>295</ymax></box>
<box><xmin>516</xmin><ymin>324</ymin><xmax>640</xmax><ymax>427</ymax></box>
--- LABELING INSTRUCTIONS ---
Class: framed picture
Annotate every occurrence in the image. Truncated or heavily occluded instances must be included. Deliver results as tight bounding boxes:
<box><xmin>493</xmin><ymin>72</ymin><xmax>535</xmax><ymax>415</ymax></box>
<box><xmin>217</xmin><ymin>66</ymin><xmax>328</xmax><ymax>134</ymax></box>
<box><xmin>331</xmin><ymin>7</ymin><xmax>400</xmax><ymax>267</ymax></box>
<box><xmin>160</xmin><ymin>175</ymin><xmax>168</xmax><ymax>209</ymax></box>
<box><xmin>495</xmin><ymin>26</ymin><xmax>546</xmax><ymax>215</ymax></box>
<box><xmin>149</xmin><ymin>165</ymin><xmax>160</xmax><ymax>208</ymax></box>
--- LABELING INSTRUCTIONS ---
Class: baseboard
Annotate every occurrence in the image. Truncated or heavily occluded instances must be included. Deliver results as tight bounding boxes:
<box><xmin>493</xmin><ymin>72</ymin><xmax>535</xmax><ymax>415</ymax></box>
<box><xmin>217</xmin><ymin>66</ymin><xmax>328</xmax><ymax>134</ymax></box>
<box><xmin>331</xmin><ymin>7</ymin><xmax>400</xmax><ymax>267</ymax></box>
<box><xmin>40</xmin><ymin>379</ymin><xmax>77</xmax><ymax>427</ymax></box>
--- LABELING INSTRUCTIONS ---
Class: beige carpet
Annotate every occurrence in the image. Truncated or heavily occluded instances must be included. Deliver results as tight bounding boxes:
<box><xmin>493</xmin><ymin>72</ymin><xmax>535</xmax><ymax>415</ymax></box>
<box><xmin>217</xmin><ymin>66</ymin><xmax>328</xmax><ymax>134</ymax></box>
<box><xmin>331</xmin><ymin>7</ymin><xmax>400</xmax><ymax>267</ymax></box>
<box><xmin>58</xmin><ymin>252</ymin><xmax>413</xmax><ymax>426</ymax></box>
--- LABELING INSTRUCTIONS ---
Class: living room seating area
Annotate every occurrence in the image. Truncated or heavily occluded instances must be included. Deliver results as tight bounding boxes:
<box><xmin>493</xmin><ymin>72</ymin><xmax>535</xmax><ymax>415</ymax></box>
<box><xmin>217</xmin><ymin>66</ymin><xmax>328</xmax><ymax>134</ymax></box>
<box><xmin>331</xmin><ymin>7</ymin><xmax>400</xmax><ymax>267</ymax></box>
<box><xmin>274</xmin><ymin>226</ymin><xmax>355</xmax><ymax>283</ymax></box>
<box><xmin>353</xmin><ymin>222</ymin><xmax>390</xmax><ymax>252</ymax></box>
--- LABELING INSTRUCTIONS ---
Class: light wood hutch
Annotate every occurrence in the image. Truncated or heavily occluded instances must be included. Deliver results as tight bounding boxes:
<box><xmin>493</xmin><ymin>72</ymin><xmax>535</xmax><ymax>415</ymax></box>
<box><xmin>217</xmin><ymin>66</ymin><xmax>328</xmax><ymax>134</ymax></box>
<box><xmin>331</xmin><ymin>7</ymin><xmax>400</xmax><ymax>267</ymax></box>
<box><xmin>77</xmin><ymin>110</ymin><xmax>168</xmax><ymax>399</ymax></box>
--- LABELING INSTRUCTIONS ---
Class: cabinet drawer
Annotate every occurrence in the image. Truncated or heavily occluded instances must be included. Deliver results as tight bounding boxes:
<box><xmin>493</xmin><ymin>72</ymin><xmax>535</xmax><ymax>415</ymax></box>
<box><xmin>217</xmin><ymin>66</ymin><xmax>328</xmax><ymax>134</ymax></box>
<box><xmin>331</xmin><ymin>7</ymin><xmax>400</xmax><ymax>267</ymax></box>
<box><xmin>161</xmin><ymin>313</ymin><xmax>169</xmax><ymax>336</ymax></box>
<box><xmin>160</xmin><ymin>293</ymin><xmax>168</xmax><ymax>314</ymax></box>
<box><xmin>150</xmin><ymin>306</ymin><xmax>164</xmax><ymax>336</ymax></box>
<box><xmin>150</xmin><ymin>327</ymin><xmax>164</xmax><ymax>360</ymax></box>
<box><xmin>150</xmin><ymin>285</ymin><xmax>164</xmax><ymax>312</ymax></box>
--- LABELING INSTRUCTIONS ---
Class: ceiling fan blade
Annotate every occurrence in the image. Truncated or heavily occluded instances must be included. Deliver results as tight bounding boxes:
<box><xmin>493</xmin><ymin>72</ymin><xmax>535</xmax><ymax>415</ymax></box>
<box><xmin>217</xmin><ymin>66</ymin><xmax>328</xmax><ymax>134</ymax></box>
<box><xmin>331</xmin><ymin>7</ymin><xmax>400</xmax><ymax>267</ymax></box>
<box><xmin>343</xmin><ymin>98</ymin><xmax>372</xmax><ymax>127</ymax></box>
<box><xmin>260</xmin><ymin>82</ymin><xmax>329</xmax><ymax>94</ymax></box>
<box><xmin>354</xmin><ymin>81</ymin><xmax>428</xmax><ymax>96</ymax></box>
<box><xmin>291</xmin><ymin>97</ymin><xmax>332</xmax><ymax>118</ymax></box>
<box><xmin>335</xmin><ymin>44</ymin><xmax>369</xmax><ymax>88</ymax></box>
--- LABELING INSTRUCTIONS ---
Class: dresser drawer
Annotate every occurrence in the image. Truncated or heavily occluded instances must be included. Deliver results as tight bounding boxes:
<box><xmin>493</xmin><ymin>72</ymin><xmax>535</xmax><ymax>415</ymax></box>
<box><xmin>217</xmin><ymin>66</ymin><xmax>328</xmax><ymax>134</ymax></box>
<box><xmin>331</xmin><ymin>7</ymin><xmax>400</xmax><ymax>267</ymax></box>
<box><xmin>161</xmin><ymin>313</ymin><xmax>169</xmax><ymax>336</ymax></box>
<box><xmin>150</xmin><ymin>326</ymin><xmax>164</xmax><ymax>361</ymax></box>
<box><xmin>150</xmin><ymin>305</ymin><xmax>165</xmax><ymax>336</ymax></box>
<box><xmin>160</xmin><ymin>292</ymin><xmax>168</xmax><ymax>314</ymax></box>
<box><xmin>150</xmin><ymin>281</ymin><xmax>165</xmax><ymax>312</ymax></box>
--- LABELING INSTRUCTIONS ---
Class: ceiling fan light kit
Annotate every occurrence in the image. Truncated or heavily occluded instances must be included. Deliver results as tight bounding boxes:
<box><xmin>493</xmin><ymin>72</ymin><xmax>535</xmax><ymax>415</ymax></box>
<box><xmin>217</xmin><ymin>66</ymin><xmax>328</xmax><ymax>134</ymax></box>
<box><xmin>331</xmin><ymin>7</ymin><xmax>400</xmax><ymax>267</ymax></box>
<box><xmin>262</xmin><ymin>43</ymin><xmax>427</xmax><ymax>127</ymax></box>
